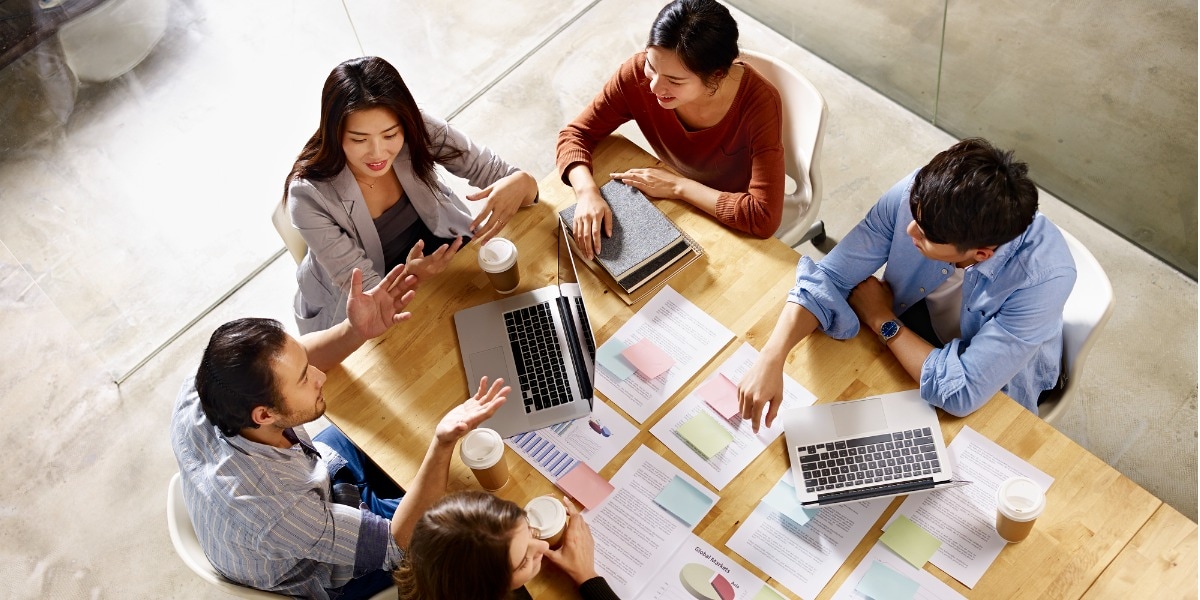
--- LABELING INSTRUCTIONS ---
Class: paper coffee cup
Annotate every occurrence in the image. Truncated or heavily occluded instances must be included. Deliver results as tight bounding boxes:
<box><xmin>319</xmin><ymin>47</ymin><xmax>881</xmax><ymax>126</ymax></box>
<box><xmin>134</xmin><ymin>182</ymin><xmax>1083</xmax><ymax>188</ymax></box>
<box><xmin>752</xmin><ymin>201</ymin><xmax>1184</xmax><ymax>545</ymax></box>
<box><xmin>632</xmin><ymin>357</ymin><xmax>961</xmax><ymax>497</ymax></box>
<box><xmin>460</xmin><ymin>428</ymin><xmax>509</xmax><ymax>491</ymax></box>
<box><xmin>995</xmin><ymin>476</ymin><xmax>1045</xmax><ymax>543</ymax></box>
<box><xmin>525</xmin><ymin>495</ymin><xmax>568</xmax><ymax>549</ymax></box>
<box><xmin>478</xmin><ymin>238</ymin><xmax>520</xmax><ymax>294</ymax></box>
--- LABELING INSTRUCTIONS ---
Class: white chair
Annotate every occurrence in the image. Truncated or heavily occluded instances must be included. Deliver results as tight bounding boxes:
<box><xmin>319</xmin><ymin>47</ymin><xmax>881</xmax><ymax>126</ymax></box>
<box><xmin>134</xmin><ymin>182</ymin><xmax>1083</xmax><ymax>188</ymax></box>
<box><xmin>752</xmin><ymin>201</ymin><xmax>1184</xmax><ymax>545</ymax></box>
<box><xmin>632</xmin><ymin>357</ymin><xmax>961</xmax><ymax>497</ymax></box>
<box><xmin>1039</xmin><ymin>228</ymin><xmax>1115</xmax><ymax>424</ymax></box>
<box><xmin>739</xmin><ymin>50</ymin><xmax>829</xmax><ymax>248</ymax></box>
<box><xmin>167</xmin><ymin>473</ymin><xmax>396</xmax><ymax>599</ymax></box>
<box><xmin>272</xmin><ymin>199</ymin><xmax>308</xmax><ymax>265</ymax></box>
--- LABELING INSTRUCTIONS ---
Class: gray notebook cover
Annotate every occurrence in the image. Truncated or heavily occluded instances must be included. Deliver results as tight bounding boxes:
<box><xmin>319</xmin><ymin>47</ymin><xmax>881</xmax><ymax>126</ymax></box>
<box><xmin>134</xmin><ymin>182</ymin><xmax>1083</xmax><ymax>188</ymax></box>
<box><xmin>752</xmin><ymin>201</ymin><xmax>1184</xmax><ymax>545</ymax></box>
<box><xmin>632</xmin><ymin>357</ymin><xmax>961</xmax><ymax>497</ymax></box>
<box><xmin>558</xmin><ymin>180</ymin><xmax>683</xmax><ymax>277</ymax></box>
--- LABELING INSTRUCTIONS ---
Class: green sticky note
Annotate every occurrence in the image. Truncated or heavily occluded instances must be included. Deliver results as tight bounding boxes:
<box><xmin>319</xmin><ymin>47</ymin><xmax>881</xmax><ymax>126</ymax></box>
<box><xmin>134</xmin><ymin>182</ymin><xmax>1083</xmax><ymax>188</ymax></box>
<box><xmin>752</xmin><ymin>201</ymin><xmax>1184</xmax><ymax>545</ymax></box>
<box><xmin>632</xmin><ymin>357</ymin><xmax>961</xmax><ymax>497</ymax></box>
<box><xmin>675</xmin><ymin>411</ymin><xmax>735</xmax><ymax>459</ymax></box>
<box><xmin>752</xmin><ymin>584</ymin><xmax>787</xmax><ymax>600</ymax></box>
<box><xmin>856</xmin><ymin>560</ymin><xmax>919</xmax><ymax>600</ymax></box>
<box><xmin>880</xmin><ymin>515</ymin><xmax>943</xmax><ymax>569</ymax></box>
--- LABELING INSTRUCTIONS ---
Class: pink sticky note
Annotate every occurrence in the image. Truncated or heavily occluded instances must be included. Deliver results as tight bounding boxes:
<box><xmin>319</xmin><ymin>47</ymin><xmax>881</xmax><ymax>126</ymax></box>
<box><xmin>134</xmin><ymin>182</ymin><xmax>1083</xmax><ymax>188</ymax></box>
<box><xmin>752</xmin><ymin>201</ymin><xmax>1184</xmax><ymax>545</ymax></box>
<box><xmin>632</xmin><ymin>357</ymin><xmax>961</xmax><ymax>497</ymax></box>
<box><xmin>555</xmin><ymin>463</ymin><xmax>615</xmax><ymax>510</ymax></box>
<box><xmin>698</xmin><ymin>374</ymin><xmax>740</xmax><ymax>421</ymax></box>
<box><xmin>620</xmin><ymin>338</ymin><xmax>675</xmax><ymax>379</ymax></box>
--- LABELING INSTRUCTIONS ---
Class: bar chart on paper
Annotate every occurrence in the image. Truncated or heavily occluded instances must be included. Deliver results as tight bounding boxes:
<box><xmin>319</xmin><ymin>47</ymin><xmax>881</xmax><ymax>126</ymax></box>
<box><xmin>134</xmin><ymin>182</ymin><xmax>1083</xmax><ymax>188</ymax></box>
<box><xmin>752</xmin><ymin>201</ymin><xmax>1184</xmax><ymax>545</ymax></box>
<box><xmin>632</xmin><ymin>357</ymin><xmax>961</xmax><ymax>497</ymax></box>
<box><xmin>510</xmin><ymin>427</ymin><xmax>581</xmax><ymax>479</ymax></box>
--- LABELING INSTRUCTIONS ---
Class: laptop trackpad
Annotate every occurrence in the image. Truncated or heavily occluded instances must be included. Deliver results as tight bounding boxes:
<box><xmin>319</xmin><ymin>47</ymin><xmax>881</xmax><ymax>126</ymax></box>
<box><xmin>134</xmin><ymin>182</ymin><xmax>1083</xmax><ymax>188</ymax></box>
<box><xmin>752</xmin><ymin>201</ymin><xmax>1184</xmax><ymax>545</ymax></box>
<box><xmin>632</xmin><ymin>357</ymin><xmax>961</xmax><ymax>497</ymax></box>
<box><xmin>468</xmin><ymin>347</ymin><xmax>510</xmax><ymax>389</ymax></box>
<box><xmin>831</xmin><ymin>398</ymin><xmax>888</xmax><ymax>437</ymax></box>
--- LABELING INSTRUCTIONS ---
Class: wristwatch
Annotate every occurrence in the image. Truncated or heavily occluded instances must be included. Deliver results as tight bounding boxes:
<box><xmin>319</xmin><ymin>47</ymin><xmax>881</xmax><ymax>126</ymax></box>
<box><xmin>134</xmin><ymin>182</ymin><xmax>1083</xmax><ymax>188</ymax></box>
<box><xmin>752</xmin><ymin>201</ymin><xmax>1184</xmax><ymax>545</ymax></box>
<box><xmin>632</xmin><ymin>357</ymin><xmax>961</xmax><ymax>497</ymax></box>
<box><xmin>879</xmin><ymin>319</ymin><xmax>903</xmax><ymax>344</ymax></box>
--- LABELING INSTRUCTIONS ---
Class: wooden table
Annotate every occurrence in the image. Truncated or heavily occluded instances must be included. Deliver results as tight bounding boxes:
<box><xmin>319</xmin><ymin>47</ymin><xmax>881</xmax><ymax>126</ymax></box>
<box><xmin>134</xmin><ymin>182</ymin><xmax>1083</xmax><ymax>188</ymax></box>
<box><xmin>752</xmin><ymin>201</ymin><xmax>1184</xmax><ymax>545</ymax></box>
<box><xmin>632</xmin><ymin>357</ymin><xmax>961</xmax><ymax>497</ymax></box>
<box><xmin>323</xmin><ymin>136</ymin><xmax>1195</xmax><ymax>599</ymax></box>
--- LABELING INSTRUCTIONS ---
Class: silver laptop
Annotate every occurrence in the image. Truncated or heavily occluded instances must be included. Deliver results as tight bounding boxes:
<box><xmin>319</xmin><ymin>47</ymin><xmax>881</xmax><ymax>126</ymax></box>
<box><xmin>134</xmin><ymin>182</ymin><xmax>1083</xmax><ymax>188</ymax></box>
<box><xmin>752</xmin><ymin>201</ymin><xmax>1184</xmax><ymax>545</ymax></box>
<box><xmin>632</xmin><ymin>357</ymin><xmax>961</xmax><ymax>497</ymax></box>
<box><xmin>453</xmin><ymin>221</ymin><xmax>597</xmax><ymax>437</ymax></box>
<box><xmin>782</xmin><ymin>390</ymin><xmax>968</xmax><ymax>506</ymax></box>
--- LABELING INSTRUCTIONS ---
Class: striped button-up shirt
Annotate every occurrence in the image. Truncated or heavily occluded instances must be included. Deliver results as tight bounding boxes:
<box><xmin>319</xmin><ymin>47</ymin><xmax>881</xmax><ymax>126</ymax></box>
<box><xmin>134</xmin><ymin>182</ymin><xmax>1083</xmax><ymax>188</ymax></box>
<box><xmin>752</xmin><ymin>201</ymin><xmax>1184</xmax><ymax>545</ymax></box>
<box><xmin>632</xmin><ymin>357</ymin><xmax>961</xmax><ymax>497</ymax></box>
<box><xmin>171</xmin><ymin>379</ymin><xmax>403</xmax><ymax>598</ymax></box>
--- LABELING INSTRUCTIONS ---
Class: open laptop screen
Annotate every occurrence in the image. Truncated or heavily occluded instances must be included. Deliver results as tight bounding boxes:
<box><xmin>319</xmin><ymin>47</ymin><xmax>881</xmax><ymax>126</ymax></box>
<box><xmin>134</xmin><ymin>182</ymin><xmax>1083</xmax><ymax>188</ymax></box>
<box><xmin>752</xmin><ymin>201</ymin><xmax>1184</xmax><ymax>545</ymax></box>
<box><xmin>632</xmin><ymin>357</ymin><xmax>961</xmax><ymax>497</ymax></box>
<box><xmin>556</xmin><ymin>220</ymin><xmax>596</xmax><ymax>399</ymax></box>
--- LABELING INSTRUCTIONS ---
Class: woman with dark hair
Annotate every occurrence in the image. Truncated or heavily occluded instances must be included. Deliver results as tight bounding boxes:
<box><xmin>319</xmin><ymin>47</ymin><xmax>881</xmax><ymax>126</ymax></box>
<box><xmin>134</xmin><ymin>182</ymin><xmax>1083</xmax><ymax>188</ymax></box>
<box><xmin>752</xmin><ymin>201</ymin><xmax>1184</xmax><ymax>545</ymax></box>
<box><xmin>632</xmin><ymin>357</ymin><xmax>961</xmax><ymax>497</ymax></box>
<box><xmin>557</xmin><ymin>0</ymin><xmax>784</xmax><ymax>259</ymax></box>
<box><xmin>287</xmin><ymin>56</ymin><xmax>539</xmax><ymax>334</ymax></box>
<box><xmin>395</xmin><ymin>492</ymin><xmax>618</xmax><ymax>599</ymax></box>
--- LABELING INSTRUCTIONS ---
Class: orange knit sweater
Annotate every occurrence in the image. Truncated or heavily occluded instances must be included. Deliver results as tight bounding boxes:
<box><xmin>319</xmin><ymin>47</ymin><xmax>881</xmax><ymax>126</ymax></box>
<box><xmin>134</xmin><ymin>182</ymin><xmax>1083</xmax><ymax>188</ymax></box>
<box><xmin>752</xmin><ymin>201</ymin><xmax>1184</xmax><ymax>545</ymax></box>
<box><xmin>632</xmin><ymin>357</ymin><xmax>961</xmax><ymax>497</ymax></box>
<box><xmin>556</xmin><ymin>52</ymin><xmax>785</xmax><ymax>238</ymax></box>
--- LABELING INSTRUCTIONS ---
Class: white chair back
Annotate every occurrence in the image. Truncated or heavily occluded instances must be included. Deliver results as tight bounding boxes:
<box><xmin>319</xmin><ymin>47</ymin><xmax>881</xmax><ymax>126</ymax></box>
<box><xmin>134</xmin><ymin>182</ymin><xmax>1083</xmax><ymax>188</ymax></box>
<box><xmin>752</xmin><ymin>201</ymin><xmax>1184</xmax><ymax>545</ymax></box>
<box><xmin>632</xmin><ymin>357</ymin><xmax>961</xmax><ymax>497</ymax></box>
<box><xmin>739</xmin><ymin>50</ymin><xmax>829</xmax><ymax>247</ymax></box>
<box><xmin>1040</xmin><ymin>228</ymin><xmax>1115</xmax><ymax>423</ymax></box>
<box><xmin>272</xmin><ymin>199</ymin><xmax>308</xmax><ymax>265</ymax></box>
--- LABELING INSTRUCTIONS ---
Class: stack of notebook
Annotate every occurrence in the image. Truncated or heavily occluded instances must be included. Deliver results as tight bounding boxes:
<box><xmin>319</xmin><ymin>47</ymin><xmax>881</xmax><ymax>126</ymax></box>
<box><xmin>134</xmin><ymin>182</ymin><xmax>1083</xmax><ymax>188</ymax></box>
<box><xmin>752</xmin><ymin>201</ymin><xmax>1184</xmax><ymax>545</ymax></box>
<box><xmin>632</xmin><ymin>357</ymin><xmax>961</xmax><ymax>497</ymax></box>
<box><xmin>559</xmin><ymin>180</ymin><xmax>699</xmax><ymax>295</ymax></box>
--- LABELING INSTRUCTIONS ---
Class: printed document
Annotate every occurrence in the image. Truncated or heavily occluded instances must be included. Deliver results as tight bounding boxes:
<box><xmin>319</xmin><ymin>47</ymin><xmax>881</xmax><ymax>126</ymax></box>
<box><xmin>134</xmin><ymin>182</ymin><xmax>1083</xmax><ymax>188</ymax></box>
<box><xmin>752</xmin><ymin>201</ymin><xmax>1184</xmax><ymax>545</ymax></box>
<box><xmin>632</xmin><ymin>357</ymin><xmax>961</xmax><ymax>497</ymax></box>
<box><xmin>831</xmin><ymin>543</ymin><xmax>966</xmax><ymax>600</ymax></box>
<box><xmin>506</xmin><ymin>398</ymin><xmax>638</xmax><ymax>481</ymax></box>
<box><xmin>585</xmin><ymin>445</ymin><xmax>720</xmax><ymax>599</ymax></box>
<box><xmin>595</xmin><ymin>286</ymin><xmax>734</xmax><ymax>423</ymax></box>
<box><xmin>650</xmin><ymin>342</ymin><xmax>816</xmax><ymax>490</ymax></box>
<box><xmin>727</xmin><ymin>471</ymin><xmax>890</xmax><ymax>599</ymax></box>
<box><xmin>888</xmin><ymin>426</ymin><xmax>1053</xmax><ymax>588</ymax></box>
<box><xmin>634</xmin><ymin>533</ymin><xmax>786</xmax><ymax>600</ymax></box>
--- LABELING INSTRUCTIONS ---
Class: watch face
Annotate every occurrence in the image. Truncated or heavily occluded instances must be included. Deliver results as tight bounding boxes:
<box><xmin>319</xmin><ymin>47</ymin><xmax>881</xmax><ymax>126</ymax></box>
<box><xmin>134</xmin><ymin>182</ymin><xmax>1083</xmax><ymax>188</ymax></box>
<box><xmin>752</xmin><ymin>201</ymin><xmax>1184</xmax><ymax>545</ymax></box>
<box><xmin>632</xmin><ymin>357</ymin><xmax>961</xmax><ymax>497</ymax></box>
<box><xmin>881</xmin><ymin>320</ymin><xmax>900</xmax><ymax>339</ymax></box>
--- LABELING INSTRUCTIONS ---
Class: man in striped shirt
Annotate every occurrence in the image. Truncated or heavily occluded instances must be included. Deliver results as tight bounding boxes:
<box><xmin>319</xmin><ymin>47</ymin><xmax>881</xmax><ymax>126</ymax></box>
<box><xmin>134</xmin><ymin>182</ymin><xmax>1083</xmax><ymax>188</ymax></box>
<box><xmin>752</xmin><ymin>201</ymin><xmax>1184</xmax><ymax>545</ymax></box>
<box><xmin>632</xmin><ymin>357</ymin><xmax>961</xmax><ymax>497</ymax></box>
<box><xmin>171</xmin><ymin>267</ymin><xmax>509</xmax><ymax>598</ymax></box>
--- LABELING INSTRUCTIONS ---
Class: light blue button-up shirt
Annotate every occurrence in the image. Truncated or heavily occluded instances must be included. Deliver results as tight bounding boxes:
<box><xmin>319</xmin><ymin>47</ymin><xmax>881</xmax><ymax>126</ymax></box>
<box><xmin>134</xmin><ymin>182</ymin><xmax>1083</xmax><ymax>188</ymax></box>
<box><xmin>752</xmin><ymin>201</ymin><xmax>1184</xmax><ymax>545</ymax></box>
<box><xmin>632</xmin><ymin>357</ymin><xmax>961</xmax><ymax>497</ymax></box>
<box><xmin>788</xmin><ymin>172</ymin><xmax>1076</xmax><ymax>416</ymax></box>
<box><xmin>171</xmin><ymin>379</ymin><xmax>403</xmax><ymax>599</ymax></box>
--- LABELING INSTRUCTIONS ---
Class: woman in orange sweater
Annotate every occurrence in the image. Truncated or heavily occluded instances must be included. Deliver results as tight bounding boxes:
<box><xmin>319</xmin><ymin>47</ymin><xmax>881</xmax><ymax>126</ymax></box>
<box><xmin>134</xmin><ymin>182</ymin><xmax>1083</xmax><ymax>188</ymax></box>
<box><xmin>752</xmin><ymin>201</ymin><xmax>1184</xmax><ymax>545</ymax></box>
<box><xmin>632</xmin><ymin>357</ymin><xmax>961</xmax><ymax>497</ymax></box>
<box><xmin>556</xmin><ymin>0</ymin><xmax>784</xmax><ymax>259</ymax></box>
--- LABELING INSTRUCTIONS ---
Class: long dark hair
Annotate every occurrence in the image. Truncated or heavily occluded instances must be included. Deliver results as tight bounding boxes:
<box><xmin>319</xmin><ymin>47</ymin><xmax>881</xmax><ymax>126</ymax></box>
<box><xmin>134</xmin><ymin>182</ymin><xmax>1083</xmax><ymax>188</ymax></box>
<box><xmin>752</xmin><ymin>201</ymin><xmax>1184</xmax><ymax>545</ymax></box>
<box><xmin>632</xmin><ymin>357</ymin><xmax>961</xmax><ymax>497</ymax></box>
<box><xmin>395</xmin><ymin>491</ymin><xmax>526</xmax><ymax>600</ymax></box>
<box><xmin>647</xmin><ymin>0</ymin><xmax>739</xmax><ymax>87</ymax></box>
<box><xmin>282</xmin><ymin>56</ymin><xmax>460</xmax><ymax>202</ymax></box>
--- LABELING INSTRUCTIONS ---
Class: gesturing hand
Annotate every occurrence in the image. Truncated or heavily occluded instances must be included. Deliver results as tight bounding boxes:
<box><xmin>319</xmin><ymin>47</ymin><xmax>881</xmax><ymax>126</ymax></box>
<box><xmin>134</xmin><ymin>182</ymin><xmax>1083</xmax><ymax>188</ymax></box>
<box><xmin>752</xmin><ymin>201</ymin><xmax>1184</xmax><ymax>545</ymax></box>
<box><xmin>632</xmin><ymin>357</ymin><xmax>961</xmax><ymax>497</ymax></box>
<box><xmin>402</xmin><ymin>237</ymin><xmax>464</xmax><ymax>281</ymax></box>
<box><xmin>346</xmin><ymin>267</ymin><xmax>419</xmax><ymax>341</ymax></box>
<box><xmin>435</xmin><ymin>377</ymin><xmax>510</xmax><ymax>444</ymax></box>
<box><xmin>467</xmin><ymin>177</ymin><xmax>527</xmax><ymax>245</ymax></box>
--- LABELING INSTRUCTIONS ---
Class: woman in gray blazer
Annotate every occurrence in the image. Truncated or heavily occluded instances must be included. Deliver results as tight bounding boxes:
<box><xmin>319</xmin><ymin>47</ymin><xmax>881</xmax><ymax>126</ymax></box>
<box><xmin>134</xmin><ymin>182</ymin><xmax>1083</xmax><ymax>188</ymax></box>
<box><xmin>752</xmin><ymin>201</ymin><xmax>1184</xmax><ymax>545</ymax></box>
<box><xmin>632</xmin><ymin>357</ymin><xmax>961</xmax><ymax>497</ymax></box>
<box><xmin>285</xmin><ymin>56</ymin><xmax>539</xmax><ymax>334</ymax></box>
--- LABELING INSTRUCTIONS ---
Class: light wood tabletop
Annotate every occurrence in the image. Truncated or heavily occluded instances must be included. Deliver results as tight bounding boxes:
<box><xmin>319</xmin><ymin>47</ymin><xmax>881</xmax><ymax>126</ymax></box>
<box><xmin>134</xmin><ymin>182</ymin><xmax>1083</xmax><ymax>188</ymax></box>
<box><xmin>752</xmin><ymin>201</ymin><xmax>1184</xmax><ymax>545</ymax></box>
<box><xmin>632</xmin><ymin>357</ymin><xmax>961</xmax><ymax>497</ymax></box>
<box><xmin>321</xmin><ymin>136</ymin><xmax>1194</xmax><ymax>599</ymax></box>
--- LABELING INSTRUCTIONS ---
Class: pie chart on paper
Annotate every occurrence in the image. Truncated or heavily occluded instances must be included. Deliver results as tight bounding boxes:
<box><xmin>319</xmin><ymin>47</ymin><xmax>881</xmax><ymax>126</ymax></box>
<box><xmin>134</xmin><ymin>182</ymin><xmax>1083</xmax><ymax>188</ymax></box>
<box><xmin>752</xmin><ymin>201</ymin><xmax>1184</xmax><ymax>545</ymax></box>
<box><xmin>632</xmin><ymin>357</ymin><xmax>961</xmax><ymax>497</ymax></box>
<box><xmin>679</xmin><ymin>563</ymin><xmax>735</xmax><ymax>600</ymax></box>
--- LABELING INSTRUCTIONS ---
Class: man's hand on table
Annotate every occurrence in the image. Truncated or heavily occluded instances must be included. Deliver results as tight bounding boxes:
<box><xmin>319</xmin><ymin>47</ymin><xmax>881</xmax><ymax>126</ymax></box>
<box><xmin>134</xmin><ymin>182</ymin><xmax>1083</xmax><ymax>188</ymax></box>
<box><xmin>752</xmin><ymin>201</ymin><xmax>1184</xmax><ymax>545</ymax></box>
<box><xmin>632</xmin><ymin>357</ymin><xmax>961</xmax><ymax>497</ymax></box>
<box><xmin>434</xmin><ymin>376</ymin><xmax>510</xmax><ymax>445</ymax></box>
<box><xmin>738</xmin><ymin>354</ymin><xmax>786</xmax><ymax>433</ymax></box>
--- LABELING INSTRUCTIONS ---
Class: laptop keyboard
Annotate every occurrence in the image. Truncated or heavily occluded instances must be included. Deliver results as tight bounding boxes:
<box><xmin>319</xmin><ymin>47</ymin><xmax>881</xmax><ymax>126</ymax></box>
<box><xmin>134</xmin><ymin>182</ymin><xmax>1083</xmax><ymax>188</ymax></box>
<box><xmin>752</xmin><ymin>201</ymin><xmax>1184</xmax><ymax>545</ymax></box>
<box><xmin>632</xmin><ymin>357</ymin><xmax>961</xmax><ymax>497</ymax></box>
<box><xmin>797</xmin><ymin>428</ymin><xmax>942</xmax><ymax>493</ymax></box>
<box><xmin>505</xmin><ymin>302</ymin><xmax>573</xmax><ymax>414</ymax></box>
<box><xmin>574</xmin><ymin>297</ymin><xmax>596</xmax><ymax>358</ymax></box>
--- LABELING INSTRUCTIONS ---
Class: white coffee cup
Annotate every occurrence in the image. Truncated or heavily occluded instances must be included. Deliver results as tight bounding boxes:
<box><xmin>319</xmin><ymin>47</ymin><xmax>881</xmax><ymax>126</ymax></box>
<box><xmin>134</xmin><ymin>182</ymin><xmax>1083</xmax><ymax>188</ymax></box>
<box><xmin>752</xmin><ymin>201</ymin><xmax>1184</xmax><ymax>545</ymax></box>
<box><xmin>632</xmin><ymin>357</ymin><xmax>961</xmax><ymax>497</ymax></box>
<box><xmin>459</xmin><ymin>428</ymin><xmax>509</xmax><ymax>491</ymax></box>
<box><xmin>525</xmin><ymin>495</ymin><xmax>569</xmax><ymax>549</ymax></box>
<box><xmin>995</xmin><ymin>476</ymin><xmax>1046</xmax><ymax>543</ymax></box>
<box><xmin>478</xmin><ymin>238</ymin><xmax>520</xmax><ymax>294</ymax></box>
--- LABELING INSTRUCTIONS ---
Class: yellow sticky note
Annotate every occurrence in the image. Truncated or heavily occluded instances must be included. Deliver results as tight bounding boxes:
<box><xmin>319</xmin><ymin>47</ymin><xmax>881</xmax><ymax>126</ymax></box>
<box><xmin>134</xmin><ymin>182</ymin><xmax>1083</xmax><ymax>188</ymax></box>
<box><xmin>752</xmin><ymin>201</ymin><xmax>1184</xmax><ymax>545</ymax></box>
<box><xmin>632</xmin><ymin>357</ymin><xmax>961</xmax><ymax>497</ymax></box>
<box><xmin>880</xmin><ymin>515</ymin><xmax>943</xmax><ymax>569</ymax></box>
<box><xmin>676</xmin><ymin>411</ymin><xmax>734</xmax><ymax>459</ymax></box>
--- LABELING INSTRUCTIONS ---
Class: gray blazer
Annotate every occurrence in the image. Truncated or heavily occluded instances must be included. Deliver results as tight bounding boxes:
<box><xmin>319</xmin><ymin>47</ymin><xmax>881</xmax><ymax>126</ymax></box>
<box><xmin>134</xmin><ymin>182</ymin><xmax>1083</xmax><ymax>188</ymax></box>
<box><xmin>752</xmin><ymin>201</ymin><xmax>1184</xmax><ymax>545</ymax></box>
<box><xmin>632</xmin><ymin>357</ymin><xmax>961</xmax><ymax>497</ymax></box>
<box><xmin>288</xmin><ymin>112</ymin><xmax>519</xmax><ymax>333</ymax></box>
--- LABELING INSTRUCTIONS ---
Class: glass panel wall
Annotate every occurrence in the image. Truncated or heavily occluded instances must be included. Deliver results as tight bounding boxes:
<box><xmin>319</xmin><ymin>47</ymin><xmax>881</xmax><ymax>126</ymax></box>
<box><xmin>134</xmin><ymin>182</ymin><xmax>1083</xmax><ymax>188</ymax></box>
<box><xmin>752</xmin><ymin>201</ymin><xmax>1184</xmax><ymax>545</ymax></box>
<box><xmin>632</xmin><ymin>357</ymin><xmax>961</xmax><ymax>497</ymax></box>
<box><xmin>733</xmin><ymin>0</ymin><xmax>1198</xmax><ymax>277</ymax></box>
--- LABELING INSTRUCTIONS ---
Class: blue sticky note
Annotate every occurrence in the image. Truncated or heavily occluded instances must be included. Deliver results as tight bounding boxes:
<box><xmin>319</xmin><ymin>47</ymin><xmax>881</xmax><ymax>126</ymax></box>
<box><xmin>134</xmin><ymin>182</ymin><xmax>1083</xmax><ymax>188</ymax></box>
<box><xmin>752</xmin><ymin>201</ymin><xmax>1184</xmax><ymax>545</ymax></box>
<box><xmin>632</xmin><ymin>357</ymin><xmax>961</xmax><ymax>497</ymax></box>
<box><xmin>762</xmin><ymin>478</ymin><xmax>819</xmax><ymax>526</ymax></box>
<box><xmin>653</xmin><ymin>475</ymin><xmax>713</xmax><ymax>526</ymax></box>
<box><xmin>597</xmin><ymin>340</ymin><xmax>636</xmax><ymax>380</ymax></box>
<box><xmin>855</xmin><ymin>561</ymin><xmax>920</xmax><ymax>600</ymax></box>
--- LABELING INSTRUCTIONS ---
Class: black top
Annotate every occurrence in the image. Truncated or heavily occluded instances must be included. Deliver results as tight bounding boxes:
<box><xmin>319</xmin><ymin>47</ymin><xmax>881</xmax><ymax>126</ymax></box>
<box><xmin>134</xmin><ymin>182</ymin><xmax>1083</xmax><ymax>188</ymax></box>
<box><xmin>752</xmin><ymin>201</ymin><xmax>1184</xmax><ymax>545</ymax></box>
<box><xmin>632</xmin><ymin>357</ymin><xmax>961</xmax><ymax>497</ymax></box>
<box><xmin>373</xmin><ymin>194</ymin><xmax>461</xmax><ymax>272</ymax></box>
<box><xmin>512</xmin><ymin>576</ymin><xmax>621</xmax><ymax>599</ymax></box>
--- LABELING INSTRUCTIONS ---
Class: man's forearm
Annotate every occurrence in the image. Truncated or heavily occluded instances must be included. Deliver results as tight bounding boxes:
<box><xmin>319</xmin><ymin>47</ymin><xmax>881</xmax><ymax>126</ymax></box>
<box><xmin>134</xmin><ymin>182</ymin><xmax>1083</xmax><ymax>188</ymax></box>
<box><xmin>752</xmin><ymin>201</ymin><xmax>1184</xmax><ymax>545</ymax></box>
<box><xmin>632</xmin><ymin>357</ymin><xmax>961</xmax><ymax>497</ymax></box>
<box><xmin>300</xmin><ymin>320</ymin><xmax>366</xmax><ymax>372</ymax></box>
<box><xmin>388</xmin><ymin>439</ymin><xmax>455</xmax><ymax>548</ymax></box>
<box><xmin>761</xmin><ymin>301</ymin><xmax>820</xmax><ymax>363</ymax></box>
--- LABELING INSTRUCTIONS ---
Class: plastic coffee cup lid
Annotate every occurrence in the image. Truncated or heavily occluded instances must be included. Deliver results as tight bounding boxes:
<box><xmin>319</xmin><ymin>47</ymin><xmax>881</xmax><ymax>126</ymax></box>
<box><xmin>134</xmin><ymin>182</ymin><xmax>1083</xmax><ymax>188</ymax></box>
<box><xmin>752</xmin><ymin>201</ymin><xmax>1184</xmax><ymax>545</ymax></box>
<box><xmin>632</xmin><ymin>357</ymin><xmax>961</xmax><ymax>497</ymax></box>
<box><xmin>478</xmin><ymin>238</ymin><xmax>516</xmax><ymax>272</ymax></box>
<box><xmin>459</xmin><ymin>428</ymin><xmax>504</xmax><ymax>468</ymax></box>
<box><xmin>524</xmin><ymin>496</ymin><xmax>566</xmax><ymax>538</ymax></box>
<box><xmin>996</xmin><ymin>476</ymin><xmax>1046</xmax><ymax>522</ymax></box>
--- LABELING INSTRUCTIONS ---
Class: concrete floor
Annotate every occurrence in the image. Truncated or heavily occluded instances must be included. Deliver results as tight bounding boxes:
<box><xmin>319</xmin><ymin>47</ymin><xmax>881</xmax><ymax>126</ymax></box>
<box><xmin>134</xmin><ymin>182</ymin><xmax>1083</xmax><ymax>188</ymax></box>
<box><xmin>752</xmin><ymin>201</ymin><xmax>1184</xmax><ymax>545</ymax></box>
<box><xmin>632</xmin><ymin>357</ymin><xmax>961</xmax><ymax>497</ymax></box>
<box><xmin>0</xmin><ymin>0</ymin><xmax>1193</xmax><ymax>597</ymax></box>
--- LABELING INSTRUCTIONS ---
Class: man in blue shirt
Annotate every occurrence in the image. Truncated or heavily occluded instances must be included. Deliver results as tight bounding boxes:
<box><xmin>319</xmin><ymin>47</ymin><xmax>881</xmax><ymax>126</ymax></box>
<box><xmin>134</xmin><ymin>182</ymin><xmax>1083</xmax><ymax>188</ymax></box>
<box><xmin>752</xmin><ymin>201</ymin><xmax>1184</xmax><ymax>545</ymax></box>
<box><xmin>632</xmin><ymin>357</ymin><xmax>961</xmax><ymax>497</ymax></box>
<box><xmin>739</xmin><ymin>138</ymin><xmax>1076</xmax><ymax>431</ymax></box>
<box><xmin>171</xmin><ymin>266</ymin><xmax>509</xmax><ymax>599</ymax></box>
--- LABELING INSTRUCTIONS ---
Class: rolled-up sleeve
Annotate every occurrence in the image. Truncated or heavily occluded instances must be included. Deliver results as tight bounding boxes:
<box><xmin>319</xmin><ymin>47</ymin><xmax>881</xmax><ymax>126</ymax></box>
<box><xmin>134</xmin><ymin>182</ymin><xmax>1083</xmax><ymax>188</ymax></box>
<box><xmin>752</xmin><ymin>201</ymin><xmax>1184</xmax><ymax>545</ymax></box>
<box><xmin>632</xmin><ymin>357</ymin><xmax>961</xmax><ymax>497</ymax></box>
<box><xmin>920</xmin><ymin>267</ymin><xmax>1076</xmax><ymax>416</ymax></box>
<box><xmin>785</xmin><ymin>179</ymin><xmax>904</xmax><ymax>336</ymax></box>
